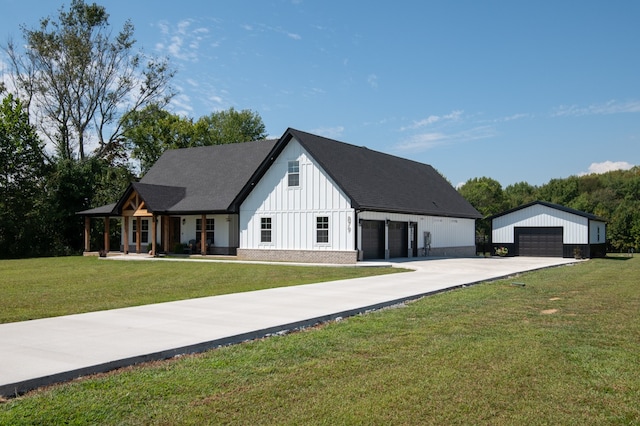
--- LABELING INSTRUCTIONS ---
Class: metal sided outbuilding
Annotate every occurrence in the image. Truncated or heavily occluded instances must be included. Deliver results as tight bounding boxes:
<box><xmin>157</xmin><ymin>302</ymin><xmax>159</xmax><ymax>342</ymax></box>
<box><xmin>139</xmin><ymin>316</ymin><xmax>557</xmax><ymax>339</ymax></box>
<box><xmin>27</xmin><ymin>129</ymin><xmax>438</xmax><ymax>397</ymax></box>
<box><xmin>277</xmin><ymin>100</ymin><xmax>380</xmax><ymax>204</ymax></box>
<box><xmin>489</xmin><ymin>201</ymin><xmax>607</xmax><ymax>258</ymax></box>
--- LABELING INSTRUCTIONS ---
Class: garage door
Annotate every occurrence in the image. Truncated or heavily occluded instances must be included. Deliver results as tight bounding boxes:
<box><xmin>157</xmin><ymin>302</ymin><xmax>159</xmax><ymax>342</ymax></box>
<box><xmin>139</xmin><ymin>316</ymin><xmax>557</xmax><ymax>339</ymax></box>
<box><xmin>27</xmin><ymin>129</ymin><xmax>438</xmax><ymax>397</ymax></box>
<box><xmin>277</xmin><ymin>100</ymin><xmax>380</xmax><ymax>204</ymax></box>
<box><xmin>361</xmin><ymin>220</ymin><xmax>385</xmax><ymax>260</ymax></box>
<box><xmin>388</xmin><ymin>221</ymin><xmax>408</xmax><ymax>258</ymax></box>
<box><xmin>515</xmin><ymin>227</ymin><xmax>563</xmax><ymax>257</ymax></box>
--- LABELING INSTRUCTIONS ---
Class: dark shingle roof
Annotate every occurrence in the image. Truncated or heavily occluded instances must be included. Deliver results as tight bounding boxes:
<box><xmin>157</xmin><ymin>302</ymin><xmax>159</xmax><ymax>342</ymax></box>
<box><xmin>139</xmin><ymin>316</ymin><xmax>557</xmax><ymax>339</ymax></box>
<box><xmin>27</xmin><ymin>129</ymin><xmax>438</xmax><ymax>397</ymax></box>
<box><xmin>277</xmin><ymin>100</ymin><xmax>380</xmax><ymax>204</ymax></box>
<box><xmin>77</xmin><ymin>203</ymin><xmax>117</xmax><ymax>216</ymax></box>
<box><xmin>284</xmin><ymin>128</ymin><xmax>482</xmax><ymax>218</ymax></box>
<box><xmin>489</xmin><ymin>200</ymin><xmax>608</xmax><ymax>222</ymax></box>
<box><xmin>81</xmin><ymin>129</ymin><xmax>481</xmax><ymax>220</ymax></box>
<box><xmin>139</xmin><ymin>139</ymin><xmax>277</xmax><ymax>213</ymax></box>
<box><xmin>126</xmin><ymin>183</ymin><xmax>186</xmax><ymax>213</ymax></box>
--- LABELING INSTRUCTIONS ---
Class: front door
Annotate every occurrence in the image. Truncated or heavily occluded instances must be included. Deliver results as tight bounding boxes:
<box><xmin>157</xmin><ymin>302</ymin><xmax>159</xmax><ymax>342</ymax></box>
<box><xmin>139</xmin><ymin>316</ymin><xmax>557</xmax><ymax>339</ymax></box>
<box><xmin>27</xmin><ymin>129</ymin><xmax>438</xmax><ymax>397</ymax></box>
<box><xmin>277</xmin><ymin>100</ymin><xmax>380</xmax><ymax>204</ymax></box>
<box><xmin>169</xmin><ymin>217</ymin><xmax>181</xmax><ymax>252</ymax></box>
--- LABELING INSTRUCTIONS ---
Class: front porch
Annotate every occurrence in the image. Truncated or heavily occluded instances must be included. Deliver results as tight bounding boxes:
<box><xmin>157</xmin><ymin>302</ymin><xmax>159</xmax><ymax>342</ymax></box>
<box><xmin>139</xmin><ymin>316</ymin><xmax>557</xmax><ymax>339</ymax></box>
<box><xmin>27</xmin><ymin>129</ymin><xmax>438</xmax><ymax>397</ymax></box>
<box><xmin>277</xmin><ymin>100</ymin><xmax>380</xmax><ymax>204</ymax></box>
<box><xmin>79</xmin><ymin>183</ymin><xmax>242</xmax><ymax>257</ymax></box>
<box><xmin>83</xmin><ymin>213</ymin><xmax>239</xmax><ymax>257</ymax></box>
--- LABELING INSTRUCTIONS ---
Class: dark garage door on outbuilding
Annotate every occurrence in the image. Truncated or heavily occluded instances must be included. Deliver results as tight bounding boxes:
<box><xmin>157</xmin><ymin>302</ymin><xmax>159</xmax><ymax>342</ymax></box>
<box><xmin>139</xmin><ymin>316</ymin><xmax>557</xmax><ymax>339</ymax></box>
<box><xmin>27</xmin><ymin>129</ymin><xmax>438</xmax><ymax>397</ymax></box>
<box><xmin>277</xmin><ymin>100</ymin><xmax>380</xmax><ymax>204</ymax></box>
<box><xmin>515</xmin><ymin>227</ymin><xmax>563</xmax><ymax>257</ymax></box>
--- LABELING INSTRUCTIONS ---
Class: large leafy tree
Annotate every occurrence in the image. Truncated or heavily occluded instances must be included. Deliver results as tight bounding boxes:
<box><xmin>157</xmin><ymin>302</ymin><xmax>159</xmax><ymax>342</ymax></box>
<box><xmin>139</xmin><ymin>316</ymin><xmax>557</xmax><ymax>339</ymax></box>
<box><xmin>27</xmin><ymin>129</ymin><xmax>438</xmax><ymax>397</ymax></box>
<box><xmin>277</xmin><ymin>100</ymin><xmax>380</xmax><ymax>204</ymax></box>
<box><xmin>193</xmin><ymin>107</ymin><xmax>267</xmax><ymax>146</ymax></box>
<box><xmin>504</xmin><ymin>181</ymin><xmax>537</xmax><ymax>209</ymax></box>
<box><xmin>3</xmin><ymin>0</ymin><xmax>175</xmax><ymax>162</ymax></box>
<box><xmin>458</xmin><ymin>177</ymin><xmax>507</xmax><ymax>218</ymax></box>
<box><xmin>122</xmin><ymin>105</ymin><xmax>268</xmax><ymax>175</ymax></box>
<box><xmin>0</xmin><ymin>94</ymin><xmax>49</xmax><ymax>258</ymax></box>
<box><xmin>458</xmin><ymin>176</ymin><xmax>508</xmax><ymax>240</ymax></box>
<box><xmin>46</xmin><ymin>157</ymin><xmax>133</xmax><ymax>254</ymax></box>
<box><xmin>120</xmin><ymin>104</ymin><xmax>196</xmax><ymax>174</ymax></box>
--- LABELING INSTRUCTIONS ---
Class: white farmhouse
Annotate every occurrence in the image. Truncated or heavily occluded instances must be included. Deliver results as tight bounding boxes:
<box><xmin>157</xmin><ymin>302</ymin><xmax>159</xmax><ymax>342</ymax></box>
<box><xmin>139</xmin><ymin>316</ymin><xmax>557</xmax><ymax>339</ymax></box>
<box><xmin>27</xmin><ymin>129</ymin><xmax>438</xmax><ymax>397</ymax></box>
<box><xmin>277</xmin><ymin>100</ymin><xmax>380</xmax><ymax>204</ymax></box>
<box><xmin>80</xmin><ymin>128</ymin><xmax>482</xmax><ymax>263</ymax></box>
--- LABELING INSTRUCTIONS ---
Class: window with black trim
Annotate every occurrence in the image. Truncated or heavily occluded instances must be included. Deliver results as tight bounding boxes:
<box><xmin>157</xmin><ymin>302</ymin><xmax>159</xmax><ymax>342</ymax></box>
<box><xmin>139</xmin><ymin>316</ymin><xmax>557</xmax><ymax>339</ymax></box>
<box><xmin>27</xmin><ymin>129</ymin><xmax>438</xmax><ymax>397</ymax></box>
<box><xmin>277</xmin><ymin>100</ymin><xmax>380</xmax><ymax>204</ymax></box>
<box><xmin>261</xmin><ymin>217</ymin><xmax>272</xmax><ymax>243</ymax></box>
<box><xmin>288</xmin><ymin>160</ymin><xmax>299</xmax><ymax>187</ymax></box>
<box><xmin>316</xmin><ymin>216</ymin><xmax>329</xmax><ymax>244</ymax></box>
<box><xmin>196</xmin><ymin>218</ymin><xmax>215</xmax><ymax>244</ymax></box>
<box><xmin>132</xmin><ymin>219</ymin><xmax>149</xmax><ymax>243</ymax></box>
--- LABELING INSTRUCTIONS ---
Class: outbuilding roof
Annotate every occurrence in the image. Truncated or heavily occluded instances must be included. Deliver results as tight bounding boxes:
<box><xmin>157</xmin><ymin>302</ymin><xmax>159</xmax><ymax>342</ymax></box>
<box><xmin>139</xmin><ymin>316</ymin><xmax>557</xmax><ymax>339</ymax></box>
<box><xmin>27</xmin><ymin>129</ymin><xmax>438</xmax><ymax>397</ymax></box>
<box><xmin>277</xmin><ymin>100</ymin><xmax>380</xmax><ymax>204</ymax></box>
<box><xmin>488</xmin><ymin>200</ymin><xmax>607</xmax><ymax>222</ymax></box>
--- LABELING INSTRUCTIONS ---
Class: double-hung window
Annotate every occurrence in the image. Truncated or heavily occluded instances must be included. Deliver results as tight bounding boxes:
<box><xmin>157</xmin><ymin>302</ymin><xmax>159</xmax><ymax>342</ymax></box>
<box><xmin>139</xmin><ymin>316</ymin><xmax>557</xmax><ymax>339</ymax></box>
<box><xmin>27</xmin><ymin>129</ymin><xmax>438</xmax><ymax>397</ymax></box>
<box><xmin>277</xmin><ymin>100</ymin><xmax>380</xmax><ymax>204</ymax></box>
<box><xmin>261</xmin><ymin>218</ymin><xmax>272</xmax><ymax>243</ymax></box>
<box><xmin>288</xmin><ymin>160</ymin><xmax>299</xmax><ymax>187</ymax></box>
<box><xmin>132</xmin><ymin>219</ymin><xmax>149</xmax><ymax>243</ymax></box>
<box><xmin>196</xmin><ymin>218</ymin><xmax>215</xmax><ymax>244</ymax></box>
<box><xmin>316</xmin><ymin>216</ymin><xmax>329</xmax><ymax>244</ymax></box>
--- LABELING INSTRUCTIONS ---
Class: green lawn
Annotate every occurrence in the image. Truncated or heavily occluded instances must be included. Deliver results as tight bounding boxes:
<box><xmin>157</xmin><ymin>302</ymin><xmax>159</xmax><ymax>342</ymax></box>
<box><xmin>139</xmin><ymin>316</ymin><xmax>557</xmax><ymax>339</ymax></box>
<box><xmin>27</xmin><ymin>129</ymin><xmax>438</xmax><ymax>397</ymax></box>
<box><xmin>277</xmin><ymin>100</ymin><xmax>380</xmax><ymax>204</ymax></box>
<box><xmin>1</xmin><ymin>256</ymin><xmax>639</xmax><ymax>424</ymax></box>
<box><xmin>0</xmin><ymin>256</ymin><xmax>404</xmax><ymax>324</ymax></box>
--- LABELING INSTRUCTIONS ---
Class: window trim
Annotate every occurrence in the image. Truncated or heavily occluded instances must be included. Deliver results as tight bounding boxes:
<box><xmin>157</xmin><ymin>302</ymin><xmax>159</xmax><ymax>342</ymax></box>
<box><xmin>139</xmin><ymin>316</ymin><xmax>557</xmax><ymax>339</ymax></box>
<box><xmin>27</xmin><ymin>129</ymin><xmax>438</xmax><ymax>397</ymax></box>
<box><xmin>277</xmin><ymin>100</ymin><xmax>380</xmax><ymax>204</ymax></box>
<box><xmin>287</xmin><ymin>160</ymin><xmax>300</xmax><ymax>188</ymax></box>
<box><xmin>196</xmin><ymin>218</ymin><xmax>215</xmax><ymax>244</ymax></box>
<box><xmin>260</xmin><ymin>217</ymin><xmax>272</xmax><ymax>244</ymax></box>
<box><xmin>316</xmin><ymin>216</ymin><xmax>329</xmax><ymax>245</ymax></box>
<box><xmin>132</xmin><ymin>218</ymin><xmax>149</xmax><ymax>244</ymax></box>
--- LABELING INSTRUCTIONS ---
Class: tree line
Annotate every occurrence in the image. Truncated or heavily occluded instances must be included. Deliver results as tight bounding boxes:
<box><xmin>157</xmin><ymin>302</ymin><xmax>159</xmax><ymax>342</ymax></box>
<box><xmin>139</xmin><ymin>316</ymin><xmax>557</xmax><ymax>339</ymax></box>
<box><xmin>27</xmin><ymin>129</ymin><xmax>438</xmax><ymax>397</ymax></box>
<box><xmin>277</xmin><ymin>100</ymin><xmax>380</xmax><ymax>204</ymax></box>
<box><xmin>2</xmin><ymin>1</ymin><xmax>637</xmax><ymax>259</ymax></box>
<box><xmin>458</xmin><ymin>170</ymin><xmax>640</xmax><ymax>253</ymax></box>
<box><xmin>0</xmin><ymin>1</ymin><xmax>266</xmax><ymax>258</ymax></box>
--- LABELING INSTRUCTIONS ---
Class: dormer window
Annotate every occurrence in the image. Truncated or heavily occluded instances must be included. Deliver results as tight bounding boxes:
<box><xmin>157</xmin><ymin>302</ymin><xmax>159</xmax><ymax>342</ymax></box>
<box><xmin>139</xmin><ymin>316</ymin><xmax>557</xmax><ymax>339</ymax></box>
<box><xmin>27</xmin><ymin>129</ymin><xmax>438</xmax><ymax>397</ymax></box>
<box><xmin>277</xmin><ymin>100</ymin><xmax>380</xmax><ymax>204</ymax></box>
<box><xmin>288</xmin><ymin>160</ymin><xmax>300</xmax><ymax>187</ymax></box>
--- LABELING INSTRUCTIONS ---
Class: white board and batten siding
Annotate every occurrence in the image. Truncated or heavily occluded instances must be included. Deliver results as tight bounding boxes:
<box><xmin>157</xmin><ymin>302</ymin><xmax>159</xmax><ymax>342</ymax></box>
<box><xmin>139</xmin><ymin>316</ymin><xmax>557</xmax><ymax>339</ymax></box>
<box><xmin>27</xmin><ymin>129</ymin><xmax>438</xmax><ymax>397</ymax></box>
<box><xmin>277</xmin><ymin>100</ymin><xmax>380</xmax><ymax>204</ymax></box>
<box><xmin>240</xmin><ymin>138</ymin><xmax>355</xmax><ymax>251</ymax></box>
<box><xmin>492</xmin><ymin>204</ymin><xmax>590</xmax><ymax>244</ymax></box>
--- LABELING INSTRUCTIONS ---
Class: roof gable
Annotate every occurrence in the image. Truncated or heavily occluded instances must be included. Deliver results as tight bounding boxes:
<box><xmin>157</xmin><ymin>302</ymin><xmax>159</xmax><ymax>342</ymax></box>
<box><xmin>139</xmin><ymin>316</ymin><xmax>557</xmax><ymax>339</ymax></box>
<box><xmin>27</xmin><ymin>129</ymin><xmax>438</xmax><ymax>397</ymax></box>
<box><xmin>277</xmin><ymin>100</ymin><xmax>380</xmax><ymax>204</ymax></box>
<box><xmin>281</xmin><ymin>129</ymin><xmax>482</xmax><ymax>218</ymax></box>
<box><xmin>140</xmin><ymin>139</ymin><xmax>277</xmax><ymax>213</ymax></box>
<box><xmin>489</xmin><ymin>200</ymin><xmax>607</xmax><ymax>222</ymax></box>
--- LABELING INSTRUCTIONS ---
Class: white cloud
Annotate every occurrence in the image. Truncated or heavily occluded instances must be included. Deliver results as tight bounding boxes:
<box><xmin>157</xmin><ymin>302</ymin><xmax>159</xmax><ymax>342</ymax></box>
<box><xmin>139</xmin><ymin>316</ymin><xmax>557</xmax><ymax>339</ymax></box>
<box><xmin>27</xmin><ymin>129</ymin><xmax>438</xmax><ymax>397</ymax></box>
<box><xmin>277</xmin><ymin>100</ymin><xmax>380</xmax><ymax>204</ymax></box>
<box><xmin>287</xmin><ymin>32</ymin><xmax>301</xmax><ymax>40</ymax></box>
<box><xmin>311</xmin><ymin>126</ymin><xmax>344</xmax><ymax>139</ymax></box>
<box><xmin>305</xmin><ymin>87</ymin><xmax>325</xmax><ymax>96</ymax></box>
<box><xmin>367</xmin><ymin>74</ymin><xmax>378</xmax><ymax>88</ymax></box>
<box><xmin>398</xmin><ymin>132</ymin><xmax>448</xmax><ymax>150</ymax></box>
<box><xmin>154</xmin><ymin>19</ymin><xmax>211</xmax><ymax>62</ymax></box>
<box><xmin>580</xmin><ymin>161</ymin><xmax>634</xmax><ymax>175</ymax></box>
<box><xmin>553</xmin><ymin>100</ymin><xmax>640</xmax><ymax>117</ymax></box>
<box><xmin>495</xmin><ymin>113</ymin><xmax>531</xmax><ymax>122</ymax></box>
<box><xmin>208</xmin><ymin>95</ymin><xmax>223</xmax><ymax>104</ymax></box>
<box><xmin>168</xmin><ymin>93</ymin><xmax>194</xmax><ymax>117</ymax></box>
<box><xmin>396</xmin><ymin>126</ymin><xmax>495</xmax><ymax>152</ymax></box>
<box><xmin>401</xmin><ymin>110</ymin><xmax>463</xmax><ymax>131</ymax></box>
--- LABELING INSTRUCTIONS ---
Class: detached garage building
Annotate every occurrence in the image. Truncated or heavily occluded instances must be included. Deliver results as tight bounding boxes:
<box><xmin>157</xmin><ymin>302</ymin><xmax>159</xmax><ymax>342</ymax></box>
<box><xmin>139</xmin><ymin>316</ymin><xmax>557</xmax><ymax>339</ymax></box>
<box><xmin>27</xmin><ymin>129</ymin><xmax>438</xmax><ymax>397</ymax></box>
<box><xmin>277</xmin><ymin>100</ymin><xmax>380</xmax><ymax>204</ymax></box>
<box><xmin>490</xmin><ymin>201</ymin><xmax>607</xmax><ymax>258</ymax></box>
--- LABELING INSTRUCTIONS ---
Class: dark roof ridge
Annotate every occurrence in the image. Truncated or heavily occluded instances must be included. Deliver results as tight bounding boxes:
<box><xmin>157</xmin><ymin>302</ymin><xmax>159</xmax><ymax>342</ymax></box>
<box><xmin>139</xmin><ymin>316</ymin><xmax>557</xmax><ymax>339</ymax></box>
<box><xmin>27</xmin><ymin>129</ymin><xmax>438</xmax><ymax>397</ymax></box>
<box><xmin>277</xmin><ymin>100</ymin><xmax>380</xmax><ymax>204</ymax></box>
<box><xmin>286</xmin><ymin>127</ymin><xmax>437</xmax><ymax>168</ymax></box>
<box><xmin>283</xmin><ymin>128</ymin><xmax>482</xmax><ymax>219</ymax></box>
<box><xmin>489</xmin><ymin>200</ymin><xmax>607</xmax><ymax>222</ymax></box>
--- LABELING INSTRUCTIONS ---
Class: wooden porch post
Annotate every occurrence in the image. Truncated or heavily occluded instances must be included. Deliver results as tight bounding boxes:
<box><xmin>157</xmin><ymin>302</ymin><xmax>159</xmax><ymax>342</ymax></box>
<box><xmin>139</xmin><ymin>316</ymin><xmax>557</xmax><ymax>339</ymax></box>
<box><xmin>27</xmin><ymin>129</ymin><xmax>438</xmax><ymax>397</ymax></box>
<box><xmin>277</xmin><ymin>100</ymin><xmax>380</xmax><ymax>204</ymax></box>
<box><xmin>136</xmin><ymin>216</ymin><xmax>142</xmax><ymax>254</ymax></box>
<box><xmin>162</xmin><ymin>216</ymin><xmax>170</xmax><ymax>252</ymax></box>
<box><xmin>201</xmin><ymin>214</ymin><xmax>207</xmax><ymax>255</ymax></box>
<box><xmin>104</xmin><ymin>217</ymin><xmax>110</xmax><ymax>253</ymax></box>
<box><xmin>84</xmin><ymin>216</ymin><xmax>91</xmax><ymax>252</ymax></box>
<box><xmin>151</xmin><ymin>214</ymin><xmax>157</xmax><ymax>256</ymax></box>
<box><xmin>123</xmin><ymin>216</ymin><xmax>129</xmax><ymax>254</ymax></box>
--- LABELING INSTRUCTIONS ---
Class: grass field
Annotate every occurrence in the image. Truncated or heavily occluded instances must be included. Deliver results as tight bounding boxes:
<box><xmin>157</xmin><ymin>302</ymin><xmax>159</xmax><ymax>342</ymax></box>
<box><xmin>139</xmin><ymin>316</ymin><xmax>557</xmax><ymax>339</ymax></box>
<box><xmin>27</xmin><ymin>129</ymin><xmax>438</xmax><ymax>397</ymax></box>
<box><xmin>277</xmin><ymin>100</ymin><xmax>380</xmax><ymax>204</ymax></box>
<box><xmin>0</xmin><ymin>256</ymin><xmax>404</xmax><ymax>324</ymax></box>
<box><xmin>1</xmin><ymin>256</ymin><xmax>639</xmax><ymax>424</ymax></box>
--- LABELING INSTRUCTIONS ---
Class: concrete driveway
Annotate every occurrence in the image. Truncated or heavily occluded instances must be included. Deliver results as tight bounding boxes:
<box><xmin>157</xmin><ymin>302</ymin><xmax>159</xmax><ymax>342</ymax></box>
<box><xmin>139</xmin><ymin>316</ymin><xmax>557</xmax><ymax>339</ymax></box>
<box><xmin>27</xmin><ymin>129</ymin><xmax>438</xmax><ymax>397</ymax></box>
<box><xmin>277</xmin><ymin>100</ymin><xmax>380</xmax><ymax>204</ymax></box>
<box><xmin>0</xmin><ymin>256</ymin><xmax>578</xmax><ymax>397</ymax></box>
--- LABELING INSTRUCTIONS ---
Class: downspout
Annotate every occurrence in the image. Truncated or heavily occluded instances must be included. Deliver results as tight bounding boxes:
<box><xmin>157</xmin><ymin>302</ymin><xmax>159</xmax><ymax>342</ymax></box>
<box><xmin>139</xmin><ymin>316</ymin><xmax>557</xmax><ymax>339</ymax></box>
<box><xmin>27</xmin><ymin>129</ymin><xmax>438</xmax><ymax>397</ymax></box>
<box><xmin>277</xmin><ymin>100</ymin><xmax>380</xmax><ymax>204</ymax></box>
<box><xmin>355</xmin><ymin>210</ymin><xmax>363</xmax><ymax>261</ymax></box>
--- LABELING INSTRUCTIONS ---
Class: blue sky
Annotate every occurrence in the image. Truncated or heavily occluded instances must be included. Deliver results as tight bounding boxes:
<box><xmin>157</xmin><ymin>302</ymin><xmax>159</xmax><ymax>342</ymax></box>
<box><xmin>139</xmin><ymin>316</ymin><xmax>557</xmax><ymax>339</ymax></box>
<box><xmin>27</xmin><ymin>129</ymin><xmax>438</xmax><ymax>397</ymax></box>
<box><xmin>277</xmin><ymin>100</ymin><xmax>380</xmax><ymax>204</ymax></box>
<box><xmin>1</xmin><ymin>1</ymin><xmax>638</xmax><ymax>187</ymax></box>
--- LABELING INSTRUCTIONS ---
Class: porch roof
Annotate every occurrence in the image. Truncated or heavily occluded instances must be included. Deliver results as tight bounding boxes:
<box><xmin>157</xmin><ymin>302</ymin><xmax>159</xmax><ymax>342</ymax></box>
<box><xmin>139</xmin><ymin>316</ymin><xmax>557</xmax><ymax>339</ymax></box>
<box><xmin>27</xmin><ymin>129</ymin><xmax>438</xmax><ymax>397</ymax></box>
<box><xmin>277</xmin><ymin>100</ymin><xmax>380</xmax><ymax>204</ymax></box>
<box><xmin>77</xmin><ymin>203</ymin><xmax>117</xmax><ymax>217</ymax></box>
<box><xmin>115</xmin><ymin>182</ymin><xmax>187</xmax><ymax>214</ymax></box>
